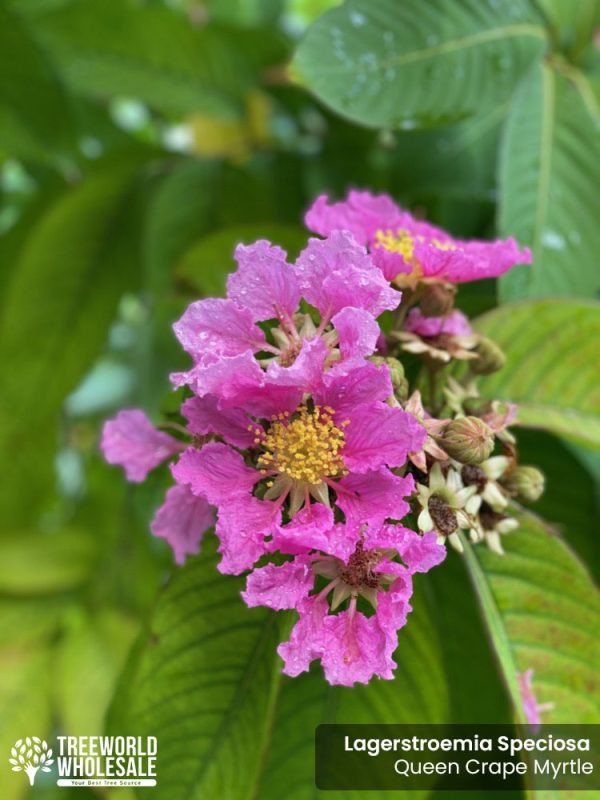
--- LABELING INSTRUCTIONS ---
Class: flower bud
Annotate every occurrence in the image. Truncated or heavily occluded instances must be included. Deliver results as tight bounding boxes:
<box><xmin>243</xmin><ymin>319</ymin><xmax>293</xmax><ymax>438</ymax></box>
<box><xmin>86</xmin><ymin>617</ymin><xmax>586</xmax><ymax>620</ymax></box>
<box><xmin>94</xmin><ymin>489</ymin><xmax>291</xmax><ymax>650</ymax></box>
<box><xmin>471</xmin><ymin>336</ymin><xmax>506</xmax><ymax>375</ymax></box>
<box><xmin>439</xmin><ymin>417</ymin><xmax>494</xmax><ymax>465</ymax></box>
<box><xmin>503</xmin><ymin>466</ymin><xmax>545</xmax><ymax>502</ymax></box>
<box><xmin>419</xmin><ymin>283</ymin><xmax>456</xmax><ymax>317</ymax></box>
<box><xmin>369</xmin><ymin>356</ymin><xmax>408</xmax><ymax>401</ymax></box>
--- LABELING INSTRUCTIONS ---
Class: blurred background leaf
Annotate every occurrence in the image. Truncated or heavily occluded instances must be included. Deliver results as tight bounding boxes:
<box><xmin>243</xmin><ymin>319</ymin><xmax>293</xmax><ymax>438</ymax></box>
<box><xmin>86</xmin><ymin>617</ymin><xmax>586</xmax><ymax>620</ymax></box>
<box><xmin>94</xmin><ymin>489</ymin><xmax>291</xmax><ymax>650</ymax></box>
<box><xmin>498</xmin><ymin>62</ymin><xmax>600</xmax><ymax>301</ymax></box>
<box><xmin>471</xmin><ymin>299</ymin><xmax>600</xmax><ymax>448</ymax></box>
<box><xmin>292</xmin><ymin>0</ymin><xmax>547</xmax><ymax>129</ymax></box>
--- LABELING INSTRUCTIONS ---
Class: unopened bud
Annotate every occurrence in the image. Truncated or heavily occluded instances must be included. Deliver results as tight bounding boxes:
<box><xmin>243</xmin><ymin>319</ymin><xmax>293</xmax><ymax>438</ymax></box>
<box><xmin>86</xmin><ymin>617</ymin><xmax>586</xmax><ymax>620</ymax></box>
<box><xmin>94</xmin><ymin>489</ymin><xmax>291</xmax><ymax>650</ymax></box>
<box><xmin>369</xmin><ymin>356</ymin><xmax>408</xmax><ymax>401</ymax></box>
<box><xmin>440</xmin><ymin>416</ymin><xmax>494</xmax><ymax>465</ymax></box>
<box><xmin>419</xmin><ymin>283</ymin><xmax>456</xmax><ymax>317</ymax></box>
<box><xmin>471</xmin><ymin>336</ymin><xmax>506</xmax><ymax>375</ymax></box>
<box><xmin>503</xmin><ymin>466</ymin><xmax>545</xmax><ymax>502</ymax></box>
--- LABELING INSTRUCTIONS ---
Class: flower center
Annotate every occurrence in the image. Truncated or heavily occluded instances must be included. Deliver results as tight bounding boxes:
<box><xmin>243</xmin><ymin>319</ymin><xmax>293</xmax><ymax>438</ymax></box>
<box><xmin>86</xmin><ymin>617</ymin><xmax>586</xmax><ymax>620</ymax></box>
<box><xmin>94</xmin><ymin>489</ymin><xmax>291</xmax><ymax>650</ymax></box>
<box><xmin>428</xmin><ymin>493</ymin><xmax>458</xmax><ymax>535</ymax></box>
<box><xmin>374</xmin><ymin>227</ymin><xmax>418</xmax><ymax>263</ymax></box>
<box><xmin>256</xmin><ymin>405</ymin><xmax>348</xmax><ymax>486</ymax></box>
<box><xmin>373</xmin><ymin>227</ymin><xmax>458</xmax><ymax>286</ymax></box>
<box><xmin>339</xmin><ymin>541</ymin><xmax>382</xmax><ymax>589</ymax></box>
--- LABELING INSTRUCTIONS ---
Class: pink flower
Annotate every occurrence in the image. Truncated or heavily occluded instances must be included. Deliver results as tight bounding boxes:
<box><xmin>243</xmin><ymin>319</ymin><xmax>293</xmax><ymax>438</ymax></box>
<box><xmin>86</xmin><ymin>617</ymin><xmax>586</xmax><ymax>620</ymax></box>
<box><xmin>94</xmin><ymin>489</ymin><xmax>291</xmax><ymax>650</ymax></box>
<box><xmin>170</xmin><ymin>364</ymin><xmax>426</xmax><ymax>574</ymax></box>
<box><xmin>518</xmin><ymin>669</ymin><xmax>554</xmax><ymax>729</ymax></box>
<box><xmin>100</xmin><ymin>409</ymin><xmax>183</xmax><ymax>482</ymax></box>
<box><xmin>305</xmin><ymin>190</ymin><xmax>531</xmax><ymax>285</ymax></box>
<box><xmin>404</xmin><ymin>308</ymin><xmax>473</xmax><ymax>338</ymax></box>
<box><xmin>244</xmin><ymin>525</ymin><xmax>445</xmax><ymax>686</ymax></box>
<box><xmin>171</xmin><ymin>235</ymin><xmax>400</xmax><ymax>394</ymax></box>
<box><xmin>150</xmin><ymin>484</ymin><xmax>214</xmax><ymax>564</ymax></box>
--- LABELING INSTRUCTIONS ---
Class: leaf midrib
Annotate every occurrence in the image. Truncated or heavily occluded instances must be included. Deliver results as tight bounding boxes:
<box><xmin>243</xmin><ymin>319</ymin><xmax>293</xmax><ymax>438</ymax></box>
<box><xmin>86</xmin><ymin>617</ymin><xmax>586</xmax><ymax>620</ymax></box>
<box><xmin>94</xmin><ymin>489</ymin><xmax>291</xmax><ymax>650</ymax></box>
<box><xmin>179</xmin><ymin>611</ymin><xmax>279</xmax><ymax>800</ymax></box>
<box><xmin>303</xmin><ymin>23</ymin><xmax>547</xmax><ymax>76</ymax></box>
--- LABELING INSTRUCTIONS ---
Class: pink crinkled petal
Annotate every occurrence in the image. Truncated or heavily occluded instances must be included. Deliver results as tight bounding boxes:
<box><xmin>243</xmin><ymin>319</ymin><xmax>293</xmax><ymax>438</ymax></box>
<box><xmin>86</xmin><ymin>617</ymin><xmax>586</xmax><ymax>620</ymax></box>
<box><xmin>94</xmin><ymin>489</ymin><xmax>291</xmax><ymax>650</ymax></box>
<box><xmin>227</xmin><ymin>240</ymin><xmax>300</xmax><ymax>322</ymax></box>
<box><xmin>375</xmin><ymin>571</ymin><xmax>414</xmax><ymax>653</ymax></box>
<box><xmin>320</xmin><ymin>609</ymin><xmax>394</xmax><ymax>686</ymax></box>
<box><xmin>336</xmin><ymin>470</ymin><xmax>414</xmax><ymax>528</ymax></box>
<box><xmin>242</xmin><ymin>556</ymin><xmax>314</xmax><ymax>610</ymax></box>
<box><xmin>295</xmin><ymin>231</ymin><xmax>400</xmax><ymax>318</ymax></box>
<box><xmin>171</xmin><ymin>443</ymin><xmax>259</xmax><ymax>505</ymax></box>
<box><xmin>304</xmin><ymin>190</ymin><xmax>402</xmax><ymax>244</ymax></box>
<box><xmin>181</xmin><ymin>395</ymin><xmax>254</xmax><ymax>449</ymax></box>
<box><xmin>343</xmin><ymin>403</ymin><xmax>427</xmax><ymax>473</ymax></box>
<box><xmin>216</xmin><ymin>495</ymin><xmax>281</xmax><ymax>575</ymax></box>
<box><xmin>101</xmin><ymin>409</ymin><xmax>182</xmax><ymax>482</ymax></box>
<box><xmin>413</xmin><ymin>237</ymin><xmax>532</xmax><ymax>283</ymax></box>
<box><xmin>404</xmin><ymin>308</ymin><xmax>473</xmax><ymax>337</ymax></box>
<box><xmin>278</xmin><ymin>596</ymin><xmax>328</xmax><ymax>677</ymax></box>
<box><xmin>188</xmin><ymin>351</ymin><xmax>303</xmax><ymax>417</ymax></box>
<box><xmin>265</xmin><ymin>336</ymin><xmax>329</xmax><ymax>394</ymax></box>
<box><xmin>397</xmin><ymin>530</ymin><xmax>446</xmax><ymax>573</ymax></box>
<box><xmin>371</xmin><ymin>246</ymin><xmax>414</xmax><ymax>281</ymax></box>
<box><xmin>172</xmin><ymin>298</ymin><xmax>265</xmax><ymax>361</ymax></box>
<box><xmin>332</xmin><ymin>307</ymin><xmax>380</xmax><ymax>361</ymax></box>
<box><xmin>314</xmin><ymin>361</ymin><xmax>393</xmax><ymax>417</ymax></box>
<box><xmin>150</xmin><ymin>484</ymin><xmax>214</xmax><ymax>565</ymax></box>
<box><xmin>271</xmin><ymin>507</ymin><xmax>358</xmax><ymax>562</ymax></box>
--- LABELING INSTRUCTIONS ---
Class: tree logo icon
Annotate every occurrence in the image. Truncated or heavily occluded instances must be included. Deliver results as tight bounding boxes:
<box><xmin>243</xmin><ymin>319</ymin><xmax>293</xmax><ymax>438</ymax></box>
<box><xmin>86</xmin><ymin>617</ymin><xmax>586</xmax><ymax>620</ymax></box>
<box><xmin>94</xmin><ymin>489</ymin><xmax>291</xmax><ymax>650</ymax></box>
<box><xmin>8</xmin><ymin>737</ymin><xmax>54</xmax><ymax>786</ymax></box>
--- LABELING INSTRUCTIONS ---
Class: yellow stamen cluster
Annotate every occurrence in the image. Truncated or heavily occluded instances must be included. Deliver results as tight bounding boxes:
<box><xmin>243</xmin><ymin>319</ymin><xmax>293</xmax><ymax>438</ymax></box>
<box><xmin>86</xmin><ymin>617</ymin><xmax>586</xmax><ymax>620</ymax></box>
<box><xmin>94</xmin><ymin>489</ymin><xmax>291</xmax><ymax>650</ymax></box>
<box><xmin>374</xmin><ymin>227</ymin><xmax>418</xmax><ymax>264</ymax></box>
<box><xmin>252</xmin><ymin>405</ymin><xmax>348</xmax><ymax>486</ymax></box>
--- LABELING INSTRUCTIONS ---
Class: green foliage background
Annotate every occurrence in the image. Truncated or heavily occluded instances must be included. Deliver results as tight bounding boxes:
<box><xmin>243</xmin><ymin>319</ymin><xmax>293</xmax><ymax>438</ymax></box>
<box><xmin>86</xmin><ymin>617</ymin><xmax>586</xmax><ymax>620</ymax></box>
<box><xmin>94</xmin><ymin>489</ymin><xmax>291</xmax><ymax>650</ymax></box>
<box><xmin>0</xmin><ymin>1</ymin><xmax>598</xmax><ymax>799</ymax></box>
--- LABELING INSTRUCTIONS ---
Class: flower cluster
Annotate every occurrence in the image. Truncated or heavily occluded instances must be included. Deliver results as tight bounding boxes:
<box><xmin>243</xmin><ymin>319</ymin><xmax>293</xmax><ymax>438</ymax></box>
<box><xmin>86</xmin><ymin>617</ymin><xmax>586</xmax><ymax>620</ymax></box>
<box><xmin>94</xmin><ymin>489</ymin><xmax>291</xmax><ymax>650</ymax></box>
<box><xmin>102</xmin><ymin>190</ymin><xmax>542</xmax><ymax>686</ymax></box>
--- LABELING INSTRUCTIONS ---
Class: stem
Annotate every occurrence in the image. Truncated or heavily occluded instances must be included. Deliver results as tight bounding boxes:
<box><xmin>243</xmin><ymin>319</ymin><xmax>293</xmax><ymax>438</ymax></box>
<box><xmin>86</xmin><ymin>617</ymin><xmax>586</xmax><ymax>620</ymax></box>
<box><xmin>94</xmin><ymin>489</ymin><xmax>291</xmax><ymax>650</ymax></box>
<box><xmin>315</xmin><ymin>306</ymin><xmax>332</xmax><ymax>337</ymax></box>
<box><xmin>157</xmin><ymin>421</ymin><xmax>190</xmax><ymax>437</ymax></box>
<box><xmin>316</xmin><ymin>577</ymin><xmax>340</xmax><ymax>602</ymax></box>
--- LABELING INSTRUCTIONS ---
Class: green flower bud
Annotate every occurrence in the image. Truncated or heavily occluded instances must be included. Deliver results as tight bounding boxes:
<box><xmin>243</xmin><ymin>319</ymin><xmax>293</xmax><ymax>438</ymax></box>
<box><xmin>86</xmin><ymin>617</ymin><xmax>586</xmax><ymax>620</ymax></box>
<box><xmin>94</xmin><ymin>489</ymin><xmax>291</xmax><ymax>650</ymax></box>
<box><xmin>503</xmin><ymin>466</ymin><xmax>545</xmax><ymax>502</ymax></box>
<box><xmin>419</xmin><ymin>283</ymin><xmax>457</xmax><ymax>317</ymax></box>
<box><xmin>440</xmin><ymin>416</ymin><xmax>495</xmax><ymax>465</ymax></box>
<box><xmin>471</xmin><ymin>336</ymin><xmax>506</xmax><ymax>375</ymax></box>
<box><xmin>369</xmin><ymin>356</ymin><xmax>408</xmax><ymax>401</ymax></box>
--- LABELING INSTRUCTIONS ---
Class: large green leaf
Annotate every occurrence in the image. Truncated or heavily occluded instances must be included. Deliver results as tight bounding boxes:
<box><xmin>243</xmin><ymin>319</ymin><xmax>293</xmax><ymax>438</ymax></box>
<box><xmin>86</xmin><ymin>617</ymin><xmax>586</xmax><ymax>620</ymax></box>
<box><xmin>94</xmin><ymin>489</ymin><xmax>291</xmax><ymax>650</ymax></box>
<box><xmin>462</xmin><ymin>514</ymin><xmax>600</xmax><ymax>725</ymax></box>
<box><xmin>256</xmin><ymin>581</ymin><xmax>450</xmax><ymax>800</ymax></box>
<box><xmin>107</xmin><ymin>537</ymin><xmax>285</xmax><ymax>800</ymax></box>
<box><xmin>0</xmin><ymin>164</ymin><xmax>142</xmax><ymax>525</ymax></box>
<box><xmin>0</xmin><ymin>3</ymin><xmax>72</xmax><ymax>162</ymax></box>
<box><xmin>516</xmin><ymin>429</ymin><xmax>600</xmax><ymax>582</ymax></box>
<box><xmin>292</xmin><ymin>0</ymin><xmax>547</xmax><ymax>129</ymax></box>
<box><xmin>471</xmin><ymin>299</ymin><xmax>600</xmax><ymax>448</ymax></box>
<box><xmin>498</xmin><ymin>62</ymin><xmax>600</xmax><ymax>301</ymax></box>
<box><xmin>30</xmin><ymin>0</ymin><xmax>253</xmax><ymax>117</ymax></box>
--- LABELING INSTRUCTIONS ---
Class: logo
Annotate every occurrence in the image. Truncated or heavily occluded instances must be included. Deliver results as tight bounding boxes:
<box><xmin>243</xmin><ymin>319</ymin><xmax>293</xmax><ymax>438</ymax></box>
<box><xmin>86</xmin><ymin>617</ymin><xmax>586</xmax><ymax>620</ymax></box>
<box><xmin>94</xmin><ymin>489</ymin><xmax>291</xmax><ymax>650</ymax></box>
<box><xmin>9</xmin><ymin>738</ymin><xmax>54</xmax><ymax>786</ymax></box>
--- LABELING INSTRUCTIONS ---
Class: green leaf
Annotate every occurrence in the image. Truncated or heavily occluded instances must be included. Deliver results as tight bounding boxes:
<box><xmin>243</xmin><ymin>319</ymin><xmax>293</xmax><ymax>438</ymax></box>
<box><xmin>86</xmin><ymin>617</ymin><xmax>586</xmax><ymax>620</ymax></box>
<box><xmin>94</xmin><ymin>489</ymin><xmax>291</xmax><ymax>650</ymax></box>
<box><xmin>55</xmin><ymin>608</ymin><xmax>136</xmax><ymax>736</ymax></box>
<box><xmin>31</xmin><ymin>0</ymin><xmax>254</xmax><ymax>117</ymax></box>
<box><xmin>516</xmin><ymin>429</ymin><xmax>600</xmax><ymax>582</ymax></box>
<box><xmin>0</xmin><ymin>529</ymin><xmax>98</xmax><ymax>595</ymax></box>
<box><xmin>498</xmin><ymin>62</ymin><xmax>600</xmax><ymax>301</ymax></box>
<box><xmin>292</xmin><ymin>0</ymin><xmax>547</xmax><ymax>130</ymax></box>
<box><xmin>107</xmin><ymin>537</ymin><xmax>285</xmax><ymax>800</ymax></box>
<box><xmin>0</xmin><ymin>164</ymin><xmax>142</xmax><ymax>525</ymax></box>
<box><xmin>0</xmin><ymin>3</ymin><xmax>72</xmax><ymax>162</ymax></box>
<box><xmin>0</xmin><ymin>646</ymin><xmax>53</xmax><ymax>800</ymax></box>
<box><xmin>471</xmin><ymin>299</ymin><xmax>600</xmax><ymax>448</ymax></box>
<box><xmin>535</xmin><ymin>0</ymin><xmax>600</xmax><ymax>61</ymax></box>
<box><xmin>176</xmin><ymin>223</ymin><xmax>308</xmax><ymax>298</ymax></box>
<box><xmin>461</xmin><ymin>513</ymin><xmax>600</xmax><ymax>724</ymax></box>
<box><xmin>256</xmin><ymin>582</ymin><xmax>449</xmax><ymax>800</ymax></box>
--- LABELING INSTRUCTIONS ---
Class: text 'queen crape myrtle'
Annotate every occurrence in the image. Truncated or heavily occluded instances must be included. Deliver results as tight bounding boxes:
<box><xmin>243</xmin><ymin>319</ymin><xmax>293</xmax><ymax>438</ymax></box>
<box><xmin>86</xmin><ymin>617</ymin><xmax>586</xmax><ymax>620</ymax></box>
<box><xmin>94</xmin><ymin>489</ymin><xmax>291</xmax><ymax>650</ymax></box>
<box><xmin>102</xmin><ymin>190</ymin><xmax>543</xmax><ymax>689</ymax></box>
